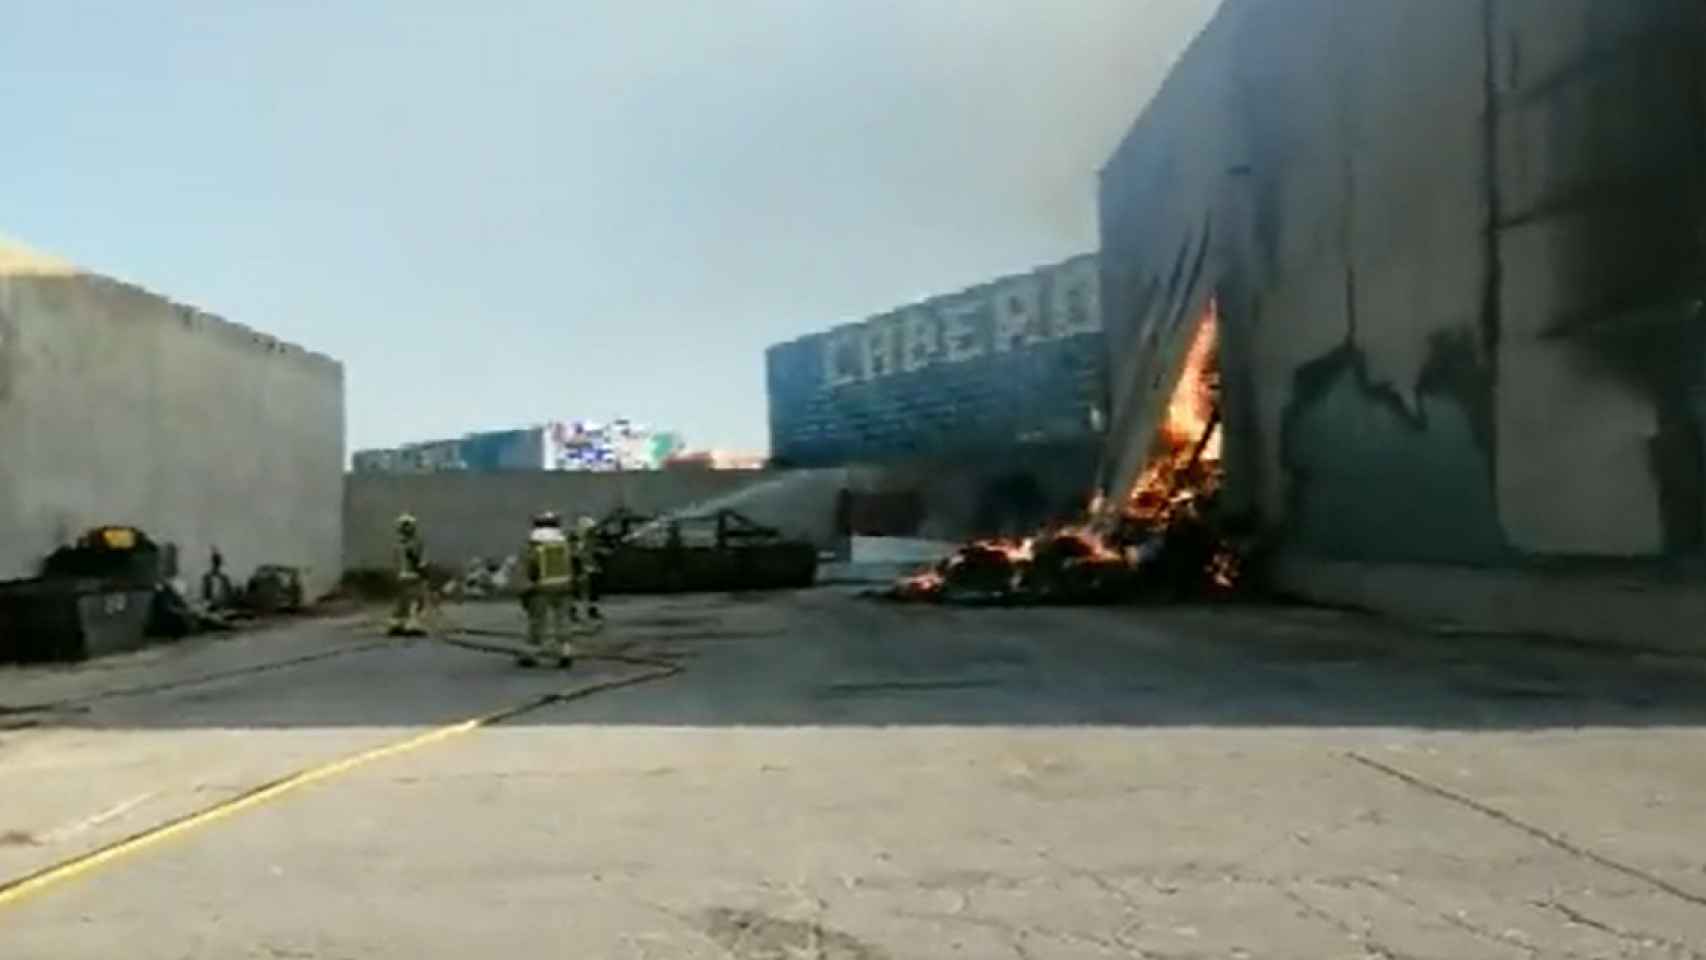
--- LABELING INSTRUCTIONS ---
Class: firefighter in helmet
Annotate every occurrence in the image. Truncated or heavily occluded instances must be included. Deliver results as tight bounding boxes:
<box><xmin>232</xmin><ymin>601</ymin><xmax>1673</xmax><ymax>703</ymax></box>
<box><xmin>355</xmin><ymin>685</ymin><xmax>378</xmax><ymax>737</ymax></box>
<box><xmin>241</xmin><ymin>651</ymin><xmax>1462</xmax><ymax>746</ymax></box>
<box><xmin>389</xmin><ymin>512</ymin><xmax>428</xmax><ymax>636</ymax></box>
<box><xmin>570</xmin><ymin>515</ymin><xmax>605</xmax><ymax>628</ymax></box>
<box><xmin>520</xmin><ymin>511</ymin><xmax>575</xmax><ymax>668</ymax></box>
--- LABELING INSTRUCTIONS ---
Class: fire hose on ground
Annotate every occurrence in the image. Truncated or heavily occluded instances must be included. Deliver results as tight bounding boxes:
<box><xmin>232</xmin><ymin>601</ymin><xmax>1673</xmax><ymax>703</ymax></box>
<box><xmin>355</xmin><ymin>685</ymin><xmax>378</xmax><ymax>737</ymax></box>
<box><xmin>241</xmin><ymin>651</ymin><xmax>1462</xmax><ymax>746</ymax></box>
<box><xmin>0</xmin><ymin>618</ymin><xmax>687</xmax><ymax>911</ymax></box>
<box><xmin>429</xmin><ymin>621</ymin><xmax>689</xmax><ymax>678</ymax></box>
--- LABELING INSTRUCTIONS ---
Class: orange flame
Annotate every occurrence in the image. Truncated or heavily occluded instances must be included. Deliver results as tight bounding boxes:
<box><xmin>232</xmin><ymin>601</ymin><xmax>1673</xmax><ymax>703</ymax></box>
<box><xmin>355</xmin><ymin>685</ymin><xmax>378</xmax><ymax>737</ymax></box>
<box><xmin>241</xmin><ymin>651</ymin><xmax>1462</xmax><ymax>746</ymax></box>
<box><xmin>1166</xmin><ymin>299</ymin><xmax>1221</xmax><ymax>450</ymax></box>
<box><xmin>895</xmin><ymin>296</ymin><xmax>1236</xmax><ymax>600</ymax></box>
<box><xmin>1124</xmin><ymin>298</ymin><xmax>1223</xmax><ymax>524</ymax></box>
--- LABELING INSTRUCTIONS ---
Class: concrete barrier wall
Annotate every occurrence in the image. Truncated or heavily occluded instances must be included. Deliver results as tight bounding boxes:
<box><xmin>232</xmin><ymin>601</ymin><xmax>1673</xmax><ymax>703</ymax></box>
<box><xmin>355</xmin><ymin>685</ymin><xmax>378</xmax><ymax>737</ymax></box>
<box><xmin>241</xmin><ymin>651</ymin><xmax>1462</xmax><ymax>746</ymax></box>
<box><xmin>344</xmin><ymin>446</ymin><xmax>1103</xmax><ymax>573</ymax></box>
<box><xmin>0</xmin><ymin>240</ymin><xmax>345</xmax><ymax>596</ymax></box>
<box><xmin>342</xmin><ymin>469</ymin><xmax>849</xmax><ymax>571</ymax></box>
<box><xmin>1100</xmin><ymin>0</ymin><xmax>1705</xmax><ymax>568</ymax></box>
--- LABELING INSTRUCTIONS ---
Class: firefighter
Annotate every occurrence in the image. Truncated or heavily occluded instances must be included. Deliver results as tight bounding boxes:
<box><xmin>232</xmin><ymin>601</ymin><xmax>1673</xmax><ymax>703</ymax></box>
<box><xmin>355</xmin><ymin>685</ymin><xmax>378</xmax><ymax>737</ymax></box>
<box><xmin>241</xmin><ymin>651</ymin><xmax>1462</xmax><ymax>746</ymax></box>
<box><xmin>571</xmin><ymin>515</ymin><xmax>605</xmax><ymax>629</ymax></box>
<box><xmin>520</xmin><ymin>511</ymin><xmax>575</xmax><ymax>668</ymax></box>
<box><xmin>389</xmin><ymin>513</ymin><xmax>428</xmax><ymax>636</ymax></box>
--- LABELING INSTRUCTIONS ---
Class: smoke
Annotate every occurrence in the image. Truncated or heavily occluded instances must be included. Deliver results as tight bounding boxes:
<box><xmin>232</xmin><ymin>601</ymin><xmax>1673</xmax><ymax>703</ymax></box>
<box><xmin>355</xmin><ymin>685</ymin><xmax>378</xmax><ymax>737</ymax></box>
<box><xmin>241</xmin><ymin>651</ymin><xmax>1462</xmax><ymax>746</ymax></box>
<box><xmin>870</xmin><ymin>0</ymin><xmax>1226</xmax><ymax>253</ymax></box>
<box><xmin>575</xmin><ymin>0</ymin><xmax>1227</xmax><ymax>314</ymax></box>
<box><xmin>3</xmin><ymin>0</ymin><xmax>1226</xmax><ymax>456</ymax></box>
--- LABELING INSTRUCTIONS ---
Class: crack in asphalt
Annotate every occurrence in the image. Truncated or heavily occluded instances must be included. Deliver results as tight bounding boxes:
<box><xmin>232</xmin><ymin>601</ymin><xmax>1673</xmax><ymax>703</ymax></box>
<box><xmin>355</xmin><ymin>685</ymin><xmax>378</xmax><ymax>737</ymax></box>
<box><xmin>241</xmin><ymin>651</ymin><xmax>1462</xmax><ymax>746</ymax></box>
<box><xmin>1347</xmin><ymin>753</ymin><xmax>1706</xmax><ymax>911</ymax></box>
<box><xmin>1531</xmin><ymin>898</ymin><xmax>1706</xmax><ymax>960</ymax></box>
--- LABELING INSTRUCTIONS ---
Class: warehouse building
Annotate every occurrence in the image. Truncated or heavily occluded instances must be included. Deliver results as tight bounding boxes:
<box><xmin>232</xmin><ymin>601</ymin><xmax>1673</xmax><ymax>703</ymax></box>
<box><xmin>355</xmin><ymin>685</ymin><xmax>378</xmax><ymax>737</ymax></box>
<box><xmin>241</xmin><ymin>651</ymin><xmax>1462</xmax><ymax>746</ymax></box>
<box><xmin>1097</xmin><ymin>0</ymin><xmax>1706</xmax><ymax>647</ymax></box>
<box><xmin>766</xmin><ymin>254</ymin><xmax>1107</xmax><ymax>468</ymax></box>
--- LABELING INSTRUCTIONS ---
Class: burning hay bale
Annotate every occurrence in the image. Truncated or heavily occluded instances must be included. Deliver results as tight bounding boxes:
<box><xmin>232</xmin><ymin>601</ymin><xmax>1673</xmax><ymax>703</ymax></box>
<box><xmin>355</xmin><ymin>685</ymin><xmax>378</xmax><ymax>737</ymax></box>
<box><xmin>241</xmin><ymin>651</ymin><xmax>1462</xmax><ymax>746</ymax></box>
<box><xmin>894</xmin><ymin>540</ymin><xmax>1025</xmax><ymax>604</ymax></box>
<box><xmin>885</xmin><ymin>508</ymin><xmax>1243</xmax><ymax>606</ymax></box>
<box><xmin>884</xmin><ymin>298</ymin><xmax>1251</xmax><ymax>606</ymax></box>
<box><xmin>1022</xmin><ymin>530</ymin><xmax>1135</xmax><ymax>602</ymax></box>
<box><xmin>948</xmin><ymin>543</ymin><xmax>1025</xmax><ymax>597</ymax></box>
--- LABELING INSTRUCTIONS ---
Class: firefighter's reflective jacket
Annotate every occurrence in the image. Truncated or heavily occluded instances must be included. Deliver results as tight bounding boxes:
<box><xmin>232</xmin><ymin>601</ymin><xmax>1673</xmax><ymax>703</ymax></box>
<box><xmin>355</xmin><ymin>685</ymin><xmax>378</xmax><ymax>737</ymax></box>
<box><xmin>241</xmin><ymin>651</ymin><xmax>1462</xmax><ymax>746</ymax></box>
<box><xmin>527</xmin><ymin>528</ymin><xmax>573</xmax><ymax>590</ymax></box>
<box><xmin>571</xmin><ymin>530</ymin><xmax>602</xmax><ymax>576</ymax></box>
<box><xmin>395</xmin><ymin>533</ymin><xmax>426</xmax><ymax>582</ymax></box>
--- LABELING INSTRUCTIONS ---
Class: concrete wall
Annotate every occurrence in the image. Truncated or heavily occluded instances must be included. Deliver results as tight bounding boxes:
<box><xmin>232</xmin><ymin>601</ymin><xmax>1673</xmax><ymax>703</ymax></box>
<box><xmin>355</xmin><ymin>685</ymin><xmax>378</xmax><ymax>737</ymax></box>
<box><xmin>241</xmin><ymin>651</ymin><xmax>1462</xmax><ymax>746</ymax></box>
<box><xmin>353</xmin><ymin>428</ymin><xmax>547</xmax><ymax>473</ymax></box>
<box><xmin>0</xmin><ymin>238</ymin><xmax>345</xmax><ymax>596</ymax></box>
<box><xmin>1490</xmin><ymin>0</ymin><xmax>1706</xmax><ymax>559</ymax></box>
<box><xmin>1099</xmin><ymin>0</ymin><xmax>1705</xmax><ymax>638</ymax></box>
<box><xmin>1102</xmin><ymin>0</ymin><xmax>1704</xmax><ymax>559</ymax></box>
<box><xmin>344</xmin><ymin>469</ymin><xmax>830</xmax><ymax>571</ymax></box>
<box><xmin>345</xmin><ymin>446</ymin><xmax>1102</xmax><ymax>572</ymax></box>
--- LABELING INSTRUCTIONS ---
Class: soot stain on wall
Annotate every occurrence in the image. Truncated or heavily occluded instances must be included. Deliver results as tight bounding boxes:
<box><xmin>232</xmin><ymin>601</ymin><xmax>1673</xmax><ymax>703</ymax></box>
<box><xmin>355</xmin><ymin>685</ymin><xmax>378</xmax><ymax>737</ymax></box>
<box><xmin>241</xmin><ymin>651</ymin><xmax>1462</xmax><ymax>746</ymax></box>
<box><xmin>1523</xmin><ymin>11</ymin><xmax>1706</xmax><ymax>554</ymax></box>
<box><xmin>1102</xmin><ymin>0</ymin><xmax>1705</xmax><ymax>567</ymax></box>
<box><xmin>1279</xmin><ymin>329</ymin><xmax>1510</xmax><ymax>565</ymax></box>
<box><xmin>1565</xmin><ymin>301</ymin><xmax>1706</xmax><ymax>553</ymax></box>
<box><xmin>1479</xmin><ymin>0</ymin><xmax>1504</xmax><ymax>367</ymax></box>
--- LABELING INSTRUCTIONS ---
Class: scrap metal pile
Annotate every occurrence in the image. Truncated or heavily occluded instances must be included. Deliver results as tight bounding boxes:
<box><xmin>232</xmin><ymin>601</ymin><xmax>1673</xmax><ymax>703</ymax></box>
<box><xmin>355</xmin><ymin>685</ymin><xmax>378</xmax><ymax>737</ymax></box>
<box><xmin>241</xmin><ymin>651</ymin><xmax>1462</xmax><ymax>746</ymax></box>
<box><xmin>0</xmin><ymin>529</ymin><xmax>308</xmax><ymax>663</ymax></box>
<box><xmin>889</xmin><ymin>302</ymin><xmax>1247</xmax><ymax>605</ymax></box>
<box><xmin>597</xmin><ymin>508</ymin><xmax>818</xmax><ymax>594</ymax></box>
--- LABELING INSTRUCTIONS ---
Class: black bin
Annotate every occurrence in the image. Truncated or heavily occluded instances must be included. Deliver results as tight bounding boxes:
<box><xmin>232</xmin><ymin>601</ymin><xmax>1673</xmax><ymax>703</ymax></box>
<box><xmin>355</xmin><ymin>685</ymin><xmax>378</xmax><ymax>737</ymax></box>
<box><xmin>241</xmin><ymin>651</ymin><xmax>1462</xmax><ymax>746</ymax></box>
<box><xmin>0</xmin><ymin>578</ymin><xmax>155</xmax><ymax>664</ymax></box>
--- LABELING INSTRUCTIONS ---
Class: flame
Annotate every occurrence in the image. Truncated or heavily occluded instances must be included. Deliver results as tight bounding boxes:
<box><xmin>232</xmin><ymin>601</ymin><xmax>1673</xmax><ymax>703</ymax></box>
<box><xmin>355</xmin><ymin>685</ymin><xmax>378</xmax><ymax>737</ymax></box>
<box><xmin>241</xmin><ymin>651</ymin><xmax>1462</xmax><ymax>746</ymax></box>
<box><xmin>896</xmin><ymin>538</ymin><xmax>1026</xmax><ymax>598</ymax></box>
<box><xmin>1123</xmin><ymin>298</ymin><xmax>1223</xmax><ymax>524</ymax></box>
<box><xmin>899</xmin><ymin>568</ymin><xmax>945</xmax><ymax>596</ymax></box>
<box><xmin>1046</xmin><ymin>522</ymin><xmax>1123</xmax><ymax>562</ymax></box>
<box><xmin>1165</xmin><ymin>299</ymin><xmax>1220</xmax><ymax>449</ymax></box>
<box><xmin>893</xmin><ymin>296</ymin><xmax>1239</xmax><ymax>602</ymax></box>
<box><xmin>980</xmin><ymin>537</ymin><xmax>1035</xmax><ymax>562</ymax></box>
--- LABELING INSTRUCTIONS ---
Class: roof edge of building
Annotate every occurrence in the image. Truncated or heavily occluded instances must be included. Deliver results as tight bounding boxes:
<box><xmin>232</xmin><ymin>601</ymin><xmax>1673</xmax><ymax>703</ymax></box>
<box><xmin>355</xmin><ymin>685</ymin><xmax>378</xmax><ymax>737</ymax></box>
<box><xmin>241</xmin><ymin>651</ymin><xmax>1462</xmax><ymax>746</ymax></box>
<box><xmin>0</xmin><ymin>231</ymin><xmax>341</xmax><ymax>371</ymax></box>
<box><xmin>772</xmin><ymin>251</ymin><xmax>1099</xmax><ymax>348</ymax></box>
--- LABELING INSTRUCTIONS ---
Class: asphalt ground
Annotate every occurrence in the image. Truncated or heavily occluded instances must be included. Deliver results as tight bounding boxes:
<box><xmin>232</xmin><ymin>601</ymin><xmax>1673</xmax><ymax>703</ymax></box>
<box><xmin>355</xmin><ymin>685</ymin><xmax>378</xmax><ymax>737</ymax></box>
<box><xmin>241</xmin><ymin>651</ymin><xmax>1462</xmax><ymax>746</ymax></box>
<box><xmin>2</xmin><ymin>590</ymin><xmax>1704</xmax><ymax>957</ymax></box>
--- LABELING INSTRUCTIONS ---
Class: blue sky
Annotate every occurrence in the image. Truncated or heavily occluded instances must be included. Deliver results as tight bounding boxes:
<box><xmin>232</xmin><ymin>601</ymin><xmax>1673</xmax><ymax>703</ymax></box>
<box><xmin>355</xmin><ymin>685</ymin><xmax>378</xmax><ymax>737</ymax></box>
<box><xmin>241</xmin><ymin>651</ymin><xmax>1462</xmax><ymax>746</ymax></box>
<box><xmin>4</xmin><ymin>1</ymin><xmax>1216</xmax><ymax>455</ymax></box>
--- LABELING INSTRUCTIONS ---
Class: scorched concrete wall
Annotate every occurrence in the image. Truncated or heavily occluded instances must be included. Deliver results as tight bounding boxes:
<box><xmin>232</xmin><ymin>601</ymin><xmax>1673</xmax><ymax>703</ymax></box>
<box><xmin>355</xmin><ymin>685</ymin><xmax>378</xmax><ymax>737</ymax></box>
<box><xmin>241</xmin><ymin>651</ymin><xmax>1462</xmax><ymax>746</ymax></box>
<box><xmin>1099</xmin><ymin>0</ymin><xmax>1705</xmax><ymax>643</ymax></box>
<box><xmin>0</xmin><ymin>238</ymin><xmax>345</xmax><ymax>596</ymax></box>
<box><xmin>1102</xmin><ymin>0</ymin><xmax>1705</xmax><ymax>564</ymax></box>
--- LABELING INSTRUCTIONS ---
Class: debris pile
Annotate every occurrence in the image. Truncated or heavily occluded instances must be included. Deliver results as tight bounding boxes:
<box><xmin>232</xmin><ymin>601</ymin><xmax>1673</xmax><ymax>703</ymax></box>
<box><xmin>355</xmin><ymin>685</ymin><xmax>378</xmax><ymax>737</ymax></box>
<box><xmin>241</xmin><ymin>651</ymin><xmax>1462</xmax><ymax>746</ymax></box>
<box><xmin>601</xmin><ymin>508</ymin><xmax>817</xmax><ymax>594</ymax></box>
<box><xmin>242</xmin><ymin>565</ymin><xmax>306</xmax><ymax>614</ymax></box>
<box><xmin>4</xmin><ymin>529</ymin><xmax>255</xmax><ymax>662</ymax></box>
<box><xmin>446</xmin><ymin>555</ymin><xmax>518</xmax><ymax>599</ymax></box>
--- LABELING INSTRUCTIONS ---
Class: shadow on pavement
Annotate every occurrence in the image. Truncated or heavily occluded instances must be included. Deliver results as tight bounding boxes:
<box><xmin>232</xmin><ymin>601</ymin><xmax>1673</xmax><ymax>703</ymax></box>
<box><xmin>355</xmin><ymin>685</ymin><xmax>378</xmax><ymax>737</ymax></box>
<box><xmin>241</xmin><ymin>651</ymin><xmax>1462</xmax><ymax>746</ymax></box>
<box><xmin>8</xmin><ymin>591</ymin><xmax>1706</xmax><ymax>732</ymax></box>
